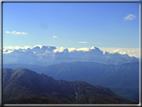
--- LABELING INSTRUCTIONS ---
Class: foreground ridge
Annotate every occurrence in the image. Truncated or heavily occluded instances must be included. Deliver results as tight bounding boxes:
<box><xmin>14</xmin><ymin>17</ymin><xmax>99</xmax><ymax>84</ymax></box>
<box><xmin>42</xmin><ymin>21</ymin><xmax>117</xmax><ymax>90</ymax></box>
<box><xmin>3</xmin><ymin>68</ymin><xmax>137</xmax><ymax>104</ymax></box>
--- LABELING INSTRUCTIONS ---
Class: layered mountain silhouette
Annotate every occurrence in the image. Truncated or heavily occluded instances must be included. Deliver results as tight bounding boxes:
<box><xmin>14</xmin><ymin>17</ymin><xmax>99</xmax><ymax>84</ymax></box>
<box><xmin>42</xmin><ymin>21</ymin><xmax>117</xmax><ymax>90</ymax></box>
<box><xmin>3</xmin><ymin>46</ymin><xmax>138</xmax><ymax>65</ymax></box>
<box><xmin>3</xmin><ymin>46</ymin><xmax>139</xmax><ymax>103</ymax></box>
<box><xmin>3</xmin><ymin>68</ymin><xmax>137</xmax><ymax>104</ymax></box>
<box><xmin>3</xmin><ymin>61</ymin><xmax>139</xmax><ymax>102</ymax></box>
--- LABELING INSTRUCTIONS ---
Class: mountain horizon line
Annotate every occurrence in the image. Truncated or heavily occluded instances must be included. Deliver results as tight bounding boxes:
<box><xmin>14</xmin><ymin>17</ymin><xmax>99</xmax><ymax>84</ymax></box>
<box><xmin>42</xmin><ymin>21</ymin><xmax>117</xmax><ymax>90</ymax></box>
<box><xmin>3</xmin><ymin>45</ymin><xmax>139</xmax><ymax>58</ymax></box>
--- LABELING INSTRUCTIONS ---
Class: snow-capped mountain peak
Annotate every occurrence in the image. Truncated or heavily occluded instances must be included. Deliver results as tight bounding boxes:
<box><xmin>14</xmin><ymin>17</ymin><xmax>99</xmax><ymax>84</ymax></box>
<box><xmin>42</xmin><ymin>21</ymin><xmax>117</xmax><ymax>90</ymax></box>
<box><xmin>3</xmin><ymin>46</ymin><xmax>139</xmax><ymax>66</ymax></box>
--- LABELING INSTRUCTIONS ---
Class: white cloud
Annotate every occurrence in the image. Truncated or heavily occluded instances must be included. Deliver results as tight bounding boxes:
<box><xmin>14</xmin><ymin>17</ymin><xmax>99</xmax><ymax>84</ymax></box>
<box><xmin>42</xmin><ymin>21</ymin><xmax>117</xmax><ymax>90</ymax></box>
<box><xmin>34</xmin><ymin>45</ymin><xmax>42</xmax><ymax>49</ymax></box>
<box><xmin>53</xmin><ymin>47</ymin><xmax>65</xmax><ymax>52</ymax></box>
<box><xmin>11</xmin><ymin>31</ymin><xmax>16</xmax><ymax>34</ymax></box>
<box><xmin>68</xmin><ymin>48</ymin><xmax>77</xmax><ymax>52</ymax></box>
<box><xmin>53</xmin><ymin>36</ymin><xmax>57</xmax><ymax>38</ymax></box>
<box><xmin>56</xmin><ymin>46</ymin><xmax>140</xmax><ymax>58</ymax></box>
<box><xmin>124</xmin><ymin>14</ymin><xmax>136</xmax><ymax>21</ymax></box>
<box><xmin>6</xmin><ymin>31</ymin><xmax>28</xmax><ymax>35</ymax></box>
<box><xmin>53</xmin><ymin>47</ymin><xmax>90</xmax><ymax>53</ymax></box>
<box><xmin>6</xmin><ymin>31</ymin><xmax>10</xmax><ymax>33</ymax></box>
<box><xmin>78</xmin><ymin>42</ymin><xmax>89</xmax><ymax>43</ymax></box>
<box><xmin>76</xmin><ymin>48</ymin><xmax>90</xmax><ymax>52</ymax></box>
<box><xmin>4</xmin><ymin>46</ymin><xmax>32</xmax><ymax>51</ymax></box>
<box><xmin>24</xmin><ymin>46</ymin><xmax>32</xmax><ymax>49</ymax></box>
<box><xmin>99</xmin><ymin>47</ymin><xmax>139</xmax><ymax>58</ymax></box>
<box><xmin>15</xmin><ymin>31</ymin><xmax>28</xmax><ymax>35</ymax></box>
<box><xmin>3</xmin><ymin>49</ymin><xmax>14</xmax><ymax>54</ymax></box>
<box><xmin>3</xmin><ymin>45</ymin><xmax>140</xmax><ymax>58</ymax></box>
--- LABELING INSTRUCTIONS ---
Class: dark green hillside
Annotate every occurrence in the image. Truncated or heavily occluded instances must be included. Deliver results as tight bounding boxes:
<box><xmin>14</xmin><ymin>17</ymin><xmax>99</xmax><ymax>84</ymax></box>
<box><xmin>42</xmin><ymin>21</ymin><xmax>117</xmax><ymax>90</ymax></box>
<box><xmin>3</xmin><ymin>61</ymin><xmax>139</xmax><ymax>102</ymax></box>
<box><xmin>3</xmin><ymin>68</ymin><xmax>137</xmax><ymax>104</ymax></box>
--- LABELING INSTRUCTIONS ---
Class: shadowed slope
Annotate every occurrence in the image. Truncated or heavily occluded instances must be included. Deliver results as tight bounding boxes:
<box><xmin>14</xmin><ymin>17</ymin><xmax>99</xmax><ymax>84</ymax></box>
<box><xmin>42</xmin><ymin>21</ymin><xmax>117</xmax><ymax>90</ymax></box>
<box><xmin>3</xmin><ymin>68</ymin><xmax>137</xmax><ymax>104</ymax></box>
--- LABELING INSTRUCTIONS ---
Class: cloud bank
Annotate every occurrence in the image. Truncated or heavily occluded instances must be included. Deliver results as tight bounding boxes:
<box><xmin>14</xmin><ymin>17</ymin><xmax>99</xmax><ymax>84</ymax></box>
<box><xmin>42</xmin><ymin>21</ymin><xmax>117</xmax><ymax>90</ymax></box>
<box><xmin>99</xmin><ymin>47</ymin><xmax>139</xmax><ymax>58</ymax></box>
<box><xmin>3</xmin><ymin>46</ymin><xmax>32</xmax><ymax>51</ymax></box>
<box><xmin>6</xmin><ymin>31</ymin><xmax>28</xmax><ymax>35</ymax></box>
<box><xmin>3</xmin><ymin>46</ymin><xmax>139</xmax><ymax>58</ymax></box>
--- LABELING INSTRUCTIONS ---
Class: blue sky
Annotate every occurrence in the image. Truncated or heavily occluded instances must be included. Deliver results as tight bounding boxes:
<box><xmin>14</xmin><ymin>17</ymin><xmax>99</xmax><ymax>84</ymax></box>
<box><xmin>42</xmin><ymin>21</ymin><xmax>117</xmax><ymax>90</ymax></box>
<box><xmin>3</xmin><ymin>3</ymin><xmax>139</xmax><ymax>50</ymax></box>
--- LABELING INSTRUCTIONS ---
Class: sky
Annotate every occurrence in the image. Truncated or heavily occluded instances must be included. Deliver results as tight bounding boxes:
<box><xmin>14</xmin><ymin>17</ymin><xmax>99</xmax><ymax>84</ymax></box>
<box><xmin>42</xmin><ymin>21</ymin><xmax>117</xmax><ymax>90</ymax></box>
<box><xmin>3</xmin><ymin>2</ymin><xmax>140</xmax><ymax>57</ymax></box>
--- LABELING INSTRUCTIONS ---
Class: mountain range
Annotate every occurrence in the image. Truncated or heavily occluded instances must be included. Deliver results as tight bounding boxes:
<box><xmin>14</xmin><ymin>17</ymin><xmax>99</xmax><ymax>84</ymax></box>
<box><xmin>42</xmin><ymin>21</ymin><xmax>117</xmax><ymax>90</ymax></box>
<box><xmin>2</xmin><ymin>46</ymin><xmax>140</xmax><ymax>104</ymax></box>
<box><xmin>3</xmin><ymin>46</ymin><xmax>139</xmax><ymax>65</ymax></box>
<box><xmin>3</xmin><ymin>61</ymin><xmax>139</xmax><ymax>102</ymax></box>
<box><xmin>3</xmin><ymin>68</ymin><xmax>137</xmax><ymax>104</ymax></box>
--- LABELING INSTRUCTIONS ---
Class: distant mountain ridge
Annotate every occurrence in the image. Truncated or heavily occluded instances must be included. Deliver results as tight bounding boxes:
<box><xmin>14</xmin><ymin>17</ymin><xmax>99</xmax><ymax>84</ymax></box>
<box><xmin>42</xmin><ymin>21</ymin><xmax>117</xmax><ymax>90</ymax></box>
<box><xmin>3</xmin><ymin>68</ymin><xmax>137</xmax><ymax>104</ymax></box>
<box><xmin>4</xmin><ymin>61</ymin><xmax>139</xmax><ymax>88</ymax></box>
<box><xmin>3</xmin><ymin>46</ymin><xmax>139</xmax><ymax>65</ymax></box>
